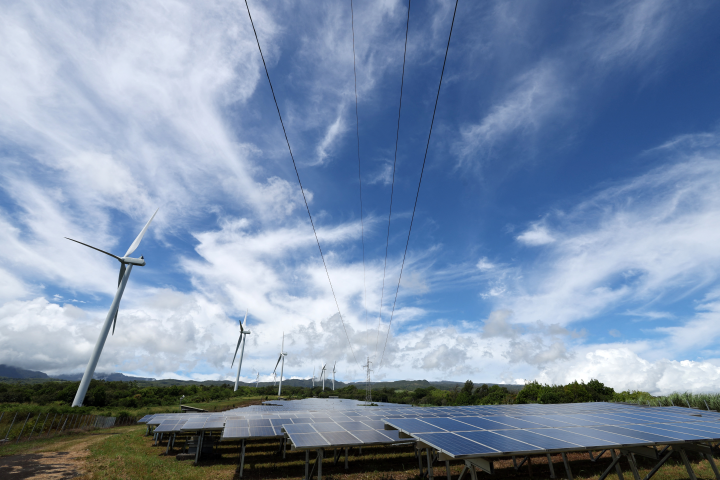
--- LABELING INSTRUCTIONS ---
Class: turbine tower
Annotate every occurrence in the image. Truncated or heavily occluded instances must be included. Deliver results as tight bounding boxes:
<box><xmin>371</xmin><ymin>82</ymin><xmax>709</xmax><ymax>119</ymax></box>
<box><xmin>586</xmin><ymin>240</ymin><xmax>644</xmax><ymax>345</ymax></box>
<box><xmin>255</xmin><ymin>370</ymin><xmax>260</xmax><ymax>388</ymax></box>
<box><xmin>273</xmin><ymin>332</ymin><xmax>287</xmax><ymax>397</ymax></box>
<box><xmin>230</xmin><ymin>309</ymin><xmax>250</xmax><ymax>392</ymax></box>
<box><xmin>332</xmin><ymin>361</ymin><xmax>336</xmax><ymax>391</ymax></box>
<box><xmin>321</xmin><ymin>363</ymin><xmax>327</xmax><ymax>391</ymax></box>
<box><xmin>312</xmin><ymin>367</ymin><xmax>316</xmax><ymax>388</ymax></box>
<box><xmin>67</xmin><ymin>209</ymin><xmax>158</xmax><ymax>407</ymax></box>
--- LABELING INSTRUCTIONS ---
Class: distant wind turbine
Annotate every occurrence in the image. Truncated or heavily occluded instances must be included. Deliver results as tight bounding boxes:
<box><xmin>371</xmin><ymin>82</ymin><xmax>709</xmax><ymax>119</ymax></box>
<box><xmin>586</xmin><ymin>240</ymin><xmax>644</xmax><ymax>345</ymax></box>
<box><xmin>312</xmin><ymin>367</ymin><xmax>316</xmax><ymax>388</ymax></box>
<box><xmin>321</xmin><ymin>363</ymin><xmax>327</xmax><ymax>391</ymax></box>
<box><xmin>273</xmin><ymin>333</ymin><xmax>287</xmax><ymax>397</ymax></box>
<box><xmin>255</xmin><ymin>370</ymin><xmax>260</xmax><ymax>388</ymax></box>
<box><xmin>66</xmin><ymin>209</ymin><xmax>158</xmax><ymax>407</ymax></box>
<box><xmin>332</xmin><ymin>361</ymin><xmax>336</xmax><ymax>391</ymax></box>
<box><xmin>230</xmin><ymin>309</ymin><xmax>250</xmax><ymax>392</ymax></box>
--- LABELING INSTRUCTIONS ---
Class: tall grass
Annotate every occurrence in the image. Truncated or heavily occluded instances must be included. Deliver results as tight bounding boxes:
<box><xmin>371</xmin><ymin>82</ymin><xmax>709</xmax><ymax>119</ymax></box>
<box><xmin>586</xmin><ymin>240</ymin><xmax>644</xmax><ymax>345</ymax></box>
<box><xmin>614</xmin><ymin>391</ymin><xmax>720</xmax><ymax>410</ymax></box>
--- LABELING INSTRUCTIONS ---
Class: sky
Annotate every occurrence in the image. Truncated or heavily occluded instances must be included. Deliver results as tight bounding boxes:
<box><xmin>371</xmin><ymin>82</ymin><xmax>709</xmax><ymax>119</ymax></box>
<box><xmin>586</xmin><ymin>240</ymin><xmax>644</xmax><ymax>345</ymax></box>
<box><xmin>1</xmin><ymin>0</ymin><xmax>720</xmax><ymax>395</ymax></box>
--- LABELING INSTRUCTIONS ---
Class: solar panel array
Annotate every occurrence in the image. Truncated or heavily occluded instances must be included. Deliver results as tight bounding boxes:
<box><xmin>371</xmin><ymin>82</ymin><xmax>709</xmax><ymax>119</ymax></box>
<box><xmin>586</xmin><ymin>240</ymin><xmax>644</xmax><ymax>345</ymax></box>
<box><xmin>383</xmin><ymin>403</ymin><xmax>720</xmax><ymax>458</ymax></box>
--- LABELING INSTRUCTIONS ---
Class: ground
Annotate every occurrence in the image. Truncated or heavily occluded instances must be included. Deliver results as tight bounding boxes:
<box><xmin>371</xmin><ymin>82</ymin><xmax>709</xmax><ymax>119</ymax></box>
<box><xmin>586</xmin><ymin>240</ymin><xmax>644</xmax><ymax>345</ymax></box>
<box><xmin>2</xmin><ymin>425</ymin><xmax>720</xmax><ymax>479</ymax></box>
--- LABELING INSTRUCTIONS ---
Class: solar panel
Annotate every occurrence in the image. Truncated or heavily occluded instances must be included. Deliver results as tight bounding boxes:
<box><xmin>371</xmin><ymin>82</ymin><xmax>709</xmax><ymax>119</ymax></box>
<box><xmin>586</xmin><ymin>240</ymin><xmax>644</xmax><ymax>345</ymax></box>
<box><xmin>496</xmin><ymin>429</ymin><xmax>583</xmax><ymax>450</ymax></box>
<box><xmin>415</xmin><ymin>432</ymin><xmax>499</xmax><ymax>456</ymax></box>
<box><xmin>321</xmin><ymin>431</ymin><xmax>362</xmax><ymax>445</ymax></box>
<box><xmin>383</xmin><ymin>418</ymin><xmax>445</xmax><ymax>434</ymax></box>
<box><xmin>291</xmin><ymin>432</ymin><xmax>330</xmax><ymax>448</ymax></box>
<box><xmin>562</xmin><ymin>427</ymin><xmax>647</xmax><ymax>445</ymax></box>
<box><xmin>452</xmin><ymin>417</ymin><xmax>518</xmax><ymax>430</ymax></box>
<box><xmin>248</xmin><ymin>426</ymin><xmax>275</xmax><ymax>437</ymax></box>
<box><xmin>312</xmin><ymin>422</ymin><xmax>345</xmax><ymax>433</ymax></box>
<box><xmin>456</xmin><ymin>431</ymin><xmax>543</xmax><ymax>454</ymax></box>
<box><xmin>420</xmin><ymin>418</ymin><xmax>483</xmax><ymax>432</ymax></box>
<box><xmin>351</xmin><ymin>429</ymin><xmax>394</xmax><ymax>444</ymax></box>
<box><xmin>592</xmin><ymin>425</ymin><xmax>679</xmax><ymax>443</ymax></box>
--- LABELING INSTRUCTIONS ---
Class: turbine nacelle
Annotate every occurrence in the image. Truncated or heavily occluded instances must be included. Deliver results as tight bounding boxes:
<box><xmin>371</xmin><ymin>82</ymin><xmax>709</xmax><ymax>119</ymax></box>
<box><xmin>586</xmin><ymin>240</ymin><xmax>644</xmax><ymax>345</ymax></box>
<box><xmin>120</xmin><ymin>256</ymin><xmax>146</xmax><ymax>266</ymax></box>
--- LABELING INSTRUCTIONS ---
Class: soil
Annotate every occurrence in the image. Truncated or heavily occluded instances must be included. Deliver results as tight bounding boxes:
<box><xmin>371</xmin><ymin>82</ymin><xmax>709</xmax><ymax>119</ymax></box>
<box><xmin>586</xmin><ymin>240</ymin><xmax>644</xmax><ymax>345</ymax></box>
<box><xmin>0</xmin><ymin>433</ymin><xmax>115</xmax><ymax>480</ymax></box>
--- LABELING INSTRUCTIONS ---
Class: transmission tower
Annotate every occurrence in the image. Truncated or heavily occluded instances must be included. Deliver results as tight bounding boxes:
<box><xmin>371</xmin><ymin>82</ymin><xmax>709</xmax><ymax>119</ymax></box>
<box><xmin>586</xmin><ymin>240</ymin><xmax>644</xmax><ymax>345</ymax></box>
<box><xmin>363</xmin><ymin>357</ymin><xmax>373</xmax><ymax>404</ymax></box>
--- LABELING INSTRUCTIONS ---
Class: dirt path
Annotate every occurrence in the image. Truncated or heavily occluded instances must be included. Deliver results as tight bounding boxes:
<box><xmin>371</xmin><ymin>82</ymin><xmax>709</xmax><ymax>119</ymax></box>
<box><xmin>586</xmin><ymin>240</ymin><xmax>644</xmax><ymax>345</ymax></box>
<box><xmin>0</xmin><ymin>433</ymin><xmax>117</xmax><ymax>480</ymax></box>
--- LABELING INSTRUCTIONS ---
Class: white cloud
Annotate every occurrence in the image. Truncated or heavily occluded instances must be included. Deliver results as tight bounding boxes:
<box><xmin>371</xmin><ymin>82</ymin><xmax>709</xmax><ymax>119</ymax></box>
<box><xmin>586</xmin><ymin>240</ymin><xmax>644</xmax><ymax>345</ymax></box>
<box><xmin>476</xmin><ymin>257</ymin><xmax>495</xmax><ymax>271</ymax></box>
<box><xmin>516</xmin><ymin>223</ymin><xmax>556</xmax><ymax>246</ymax></box>
<box><xmin>609</xmin><ymin>329</ymin><xmax>621</xmax><ymax>337</ymax></box>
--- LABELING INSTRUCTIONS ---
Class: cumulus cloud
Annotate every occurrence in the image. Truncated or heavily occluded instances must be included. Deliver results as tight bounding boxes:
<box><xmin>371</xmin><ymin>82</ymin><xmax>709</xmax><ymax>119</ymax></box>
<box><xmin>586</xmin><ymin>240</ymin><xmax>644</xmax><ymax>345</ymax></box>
<box><xmin>516</xmin><ymin>223</ymin><xmax>556</xmax><ymax>246</ymax></box>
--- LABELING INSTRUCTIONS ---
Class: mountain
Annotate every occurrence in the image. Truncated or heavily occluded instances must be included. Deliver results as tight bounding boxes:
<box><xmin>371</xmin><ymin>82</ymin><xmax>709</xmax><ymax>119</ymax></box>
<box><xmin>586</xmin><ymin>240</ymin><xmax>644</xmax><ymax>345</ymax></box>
<box><xmin>0</xmin><ymin>364</ymin><xmax>49</xmax><ymax>379</ymax></box>
<box><xmin>52</xmin><ymin>372</ymin><xmax>156</xmax><ymax>382</ymax></box>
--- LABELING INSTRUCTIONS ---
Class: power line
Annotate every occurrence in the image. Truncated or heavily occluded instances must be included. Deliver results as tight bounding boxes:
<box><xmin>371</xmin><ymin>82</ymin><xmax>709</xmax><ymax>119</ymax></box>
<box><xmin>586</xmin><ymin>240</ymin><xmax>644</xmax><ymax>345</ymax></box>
<box><xmin>378</xmin><ymin>0</ymin><xmax>459</xmax><ymax>370</ymax></box>
<box><xmin>350</xmin><ymin>0</ymin><xmax>370</xmax><ymax>355</ymax></box>
<box><xmin>374</xmin><ymin>0</ymin><xmax>411</xmax><ymax>362</ymax></box>
<box><xmin>243</xmin><ymin>0</ymin><xmax>360</xmax><ymax>368</ymax></box>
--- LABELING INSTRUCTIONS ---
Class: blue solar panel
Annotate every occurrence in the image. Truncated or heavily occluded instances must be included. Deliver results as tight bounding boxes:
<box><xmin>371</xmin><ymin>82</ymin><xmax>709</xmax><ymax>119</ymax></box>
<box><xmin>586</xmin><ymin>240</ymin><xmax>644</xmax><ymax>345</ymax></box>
<box><xmin>456</xmin><ymin>431</ymin><xmax>543</xmax><ymax>454</ymax></box>
<box><xmin>415</xmin><ymin>432</ymin><xmax>499</xmax><ymax>456</ymax></box>
<box><xmin>526</xmin><ymin>428</ymin><xmax>609</xmax><ymax>448</ymax></box>
<box><xmin>563</xmin><ymin>427</ymin><xmax>647</xmax><ymax>445</ymax></box>
<box><xmin>284</xmin><ymin>423</ymin><xmax>316</xmax><ymax>434</ymax></box>
<box><xmin>563</xmin><ymin>414</ymin><xmax>613</xmax><ymax>426</ymax></box>
<box><xmin>497</xmin><ymin>429</ymin><xmax>584</xmax><ymax>450</ymax></box>
<box><xmin>662</xmin><ymin>424</ymin><xmax>720</xmax><ymax>439</ymax></box>
<box><xmin>321</xmin><ymin>431</ymin><xmax>362</xmax><ymax>445</ymax></box>
<box><xmin>247</xmin><ymin>419</ymin><xmax>272</xmax><ymax>427</ymax></box>
<box><xmin>248</xmin><ymin>426</ymin><xmax>276</xmax><ymax>437</ymax></box>
<box><xmin>484</xmin><ymin>416</ymin><xmax>545</xmax><ymax>429</ymax></box>
<box><xmin>338</xmin><ymin>421</ymin><xmax>372</xmax><ymax>431</ymax></box>
<box><xmin>292</xmin><ymin>432</ymin><xmax>330</xmax><ymax>448</ymax></box>
<box><xmin>312</xmin><ymin>422</ymin><xmax>344</xmax><ymax>433</ymax></box>
<box><xmin>623</xmin><ymin>424</ymin><xmax>703</xmax><ymax>440</ymax></box>
<box><xmin>270</xmin><ymin>418</ymin><xmax>293</xmax><ymax>426</ymax></box>
<box><xmin>593</xmin><ymin>425</ymin><xmax>679</xmax><ymax>443</ymax></box>
<box><xmin>453</xmin><ymin>417</ymin><xmax>518</xmax><ymax>430</ymax></box>
<box><xmin>361</xmin><ymin>420</ymin><xmax>386</xmax><ymax>429</ymax></box>
<box><xmin>384</xmin><ymin>418</ymin><xmax>444</xmax><ymax>433</ymax></box>
<box><xmin>421</xmin><ymin>418</ymin><xmax>482</xmax><ymax>431</ymax></box>
<box><xmin>351</xmin><ymin>430</ymin><xmax>394</xmax><ymax>443</ymax></box>
<box><xmin>512</xmin><ymin>416</ymin><xmax>577</xmax><ymax>428</ymax></box>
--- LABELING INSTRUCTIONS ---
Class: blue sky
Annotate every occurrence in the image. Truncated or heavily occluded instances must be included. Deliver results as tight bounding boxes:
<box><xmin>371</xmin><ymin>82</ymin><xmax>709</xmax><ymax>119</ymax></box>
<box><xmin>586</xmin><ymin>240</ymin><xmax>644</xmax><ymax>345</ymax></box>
<box><xmin>2</xmin><ymin>0</ymin><xmax>720</xmax><ymax>394</ymax></box>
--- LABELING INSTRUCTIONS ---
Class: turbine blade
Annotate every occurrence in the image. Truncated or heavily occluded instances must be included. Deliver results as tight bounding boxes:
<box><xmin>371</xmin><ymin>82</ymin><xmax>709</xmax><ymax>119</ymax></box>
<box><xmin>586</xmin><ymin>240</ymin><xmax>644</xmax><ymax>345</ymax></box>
<box><xmin>117</xmin><ymin>264</ymin><xmax>126</xmax><ymax>287</ymax></box>
<box><xmin>124</xmin><ymin>208</ymin><xmax>158</xmax><ymax>257</ymax></box>
<box><xmin>112</xmin><ymin>309</ymin><xmax>118</xmax><ymax>335</ymax></box>
<box><xmin>242</xmin><ymin>309</ymin><xmax>248</xmax><ymax>328</ymax></box>
<box><xmin>231</xmin><ymin>335</ymin><xmax>243</xmax><ymax>367</ymax></box>
<box><xmin>65</xmin><ymin>238</ymin><xmax>121</xmax><ymax>261</ymax></box>
<box><xmin>273</xmin><ymin>355</ymin><xmax>282</xmax><ymax>374</ymax></box>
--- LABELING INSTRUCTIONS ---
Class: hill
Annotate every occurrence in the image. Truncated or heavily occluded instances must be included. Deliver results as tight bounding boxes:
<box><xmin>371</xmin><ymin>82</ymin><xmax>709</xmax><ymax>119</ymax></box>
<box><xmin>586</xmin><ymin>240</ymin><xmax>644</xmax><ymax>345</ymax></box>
<box><xmin>0</xmin><ymin>364</ymin><xmax>49</xmax><ymax>379</ymax></box>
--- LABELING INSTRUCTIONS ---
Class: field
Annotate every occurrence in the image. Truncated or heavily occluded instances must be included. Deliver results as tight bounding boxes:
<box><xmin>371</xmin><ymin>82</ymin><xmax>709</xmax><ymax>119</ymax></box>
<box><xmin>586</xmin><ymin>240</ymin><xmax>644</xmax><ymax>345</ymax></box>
<box><xmin>2</xmin><ymin>418</ymin><xmax>720</xmax><ymax>479</ymax></box>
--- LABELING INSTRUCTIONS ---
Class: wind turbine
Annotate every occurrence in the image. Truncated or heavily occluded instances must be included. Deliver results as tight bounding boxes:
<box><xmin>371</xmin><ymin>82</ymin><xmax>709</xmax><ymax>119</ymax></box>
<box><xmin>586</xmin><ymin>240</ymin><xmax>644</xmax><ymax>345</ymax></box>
<box><xmin>321</xmin><ymin>363</ymin><xmax>327</xmax><ymax>391</ymax></box>
<box><xmin>312</xmin><ymin>367</ymin><xmax>316</xmax><ymax>388</ymax></box>
<box><xmin>66</xmin><ymin>209</ymin><xmax>158</xmax><ymax>407</ymax></box>
<box><xmin>255</xmin><ymin>370</ymin><xmax>260</xmax><ymax>388</ymax></box>
<box><xmin>272</xmin><ymin>332</ymin><xmax>287</xmax><ymax>397</ymax></box>
<box><xmin>230</xmin><ymin>309</ymin><xmax>250</xmax><ymax>392</ymax></box>
<box><xmin>332</xmin><ymin>361</ymin><xmax>336</xmax><ymax>391</ymax></box>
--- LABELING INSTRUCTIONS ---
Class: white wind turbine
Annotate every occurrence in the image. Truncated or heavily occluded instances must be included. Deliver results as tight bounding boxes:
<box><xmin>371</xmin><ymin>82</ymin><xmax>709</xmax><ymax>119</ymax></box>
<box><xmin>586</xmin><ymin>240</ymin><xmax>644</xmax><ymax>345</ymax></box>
<box><xmin>321</xmin><ymin>363</ymin><xmax>327</xmax><ymax>391</ymax></box>
<box><xmin>312</xmin><ymin>367</ymin><xmax>316</xmax><ymax>388</ymax></box>
<box><xmin>272</xmin><ymin>332</ymin><xmax>287</xmax><ymax>397</ymax></box>
<box><xmin>230</xmin><ymin>309</ymin><xmax>250</xmax><ymax>392</ymax></box>
<box><xmin>255</xmin><ymin>370</ymin><xmax>260</xmax><ymax>388</ymax></box>
<box><xmin>332</xmin><ymin>361</ymin><xmax>336</xmax><ymax>391</ymax></box>
<box><xmin>66</xmin><ymin>209</ymin><xmax>158</xmax><ymax>407</ymax></box>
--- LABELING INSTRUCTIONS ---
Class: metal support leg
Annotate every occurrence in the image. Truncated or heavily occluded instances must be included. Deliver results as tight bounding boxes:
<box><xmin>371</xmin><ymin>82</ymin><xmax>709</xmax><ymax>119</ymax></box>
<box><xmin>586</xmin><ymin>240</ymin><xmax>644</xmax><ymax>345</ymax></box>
<box><xmin>624</xmin><ymin>450</ymin><xmax>641</xmax><ymax>480</ymax></box>
<box><xmin>705</xmin><ymin>452</ymin><xmax>720</xmax><ymax>480</ymax></box>
<box><xmin>547</xmin><ymin>454</ymin><xmax>556</xmax><ymax>479</ymax></box>
<box><xmin>561</xmin><ymin>452</ymin><xmax>573</xmax><ymax>480</ymax></box>
<box><xmin>194</xmin><ymin>433</ymin><xmax>204</xmax><ymax>465</ymax></box>
<box><xmin>457</xmin><ymin>465</ymin><xmax>469</xmax><ymax>480</ymax></box>
<box><xmin>239</xmin><ymin>439</ymin><xmax>246</xmax><ymax>477</ymax></box>
<box><xmin>305</xmin><ymin>450</ymin><xmax>310</xmax><ymax>480</ymax></box>
<box><xmin>344</xmin><ymin>447</ymin><xmax>349</xmax><ymax>470</ymax></box>
<box><xmin>611</xmin><ymin>449</ymin><xmax>625</xmax><ymax>480</ymax></box>
<box><xmin>318</xmin><ymin>448</ymin><xmax>323</xmax><ymax>480</ymax></box>
<box><xmin>419</xmin><ymin>445</ymin><xmax>424</xmax><ymax>476</ymax></box>
<box><xmin>446</xmin><ymin>460</ymin><xmax>451</xmax><ymax>480</ymax></box>
<box><xmin>425</xmin><ymin>448</ymin><xmax>435</xmax><ymax>480</ymax></box>
<box><xmin>283</xmin><ymin>437</ymin><xmax>286</xmax><ymax>459</ymax></box>
<box><xmin>16</xmin><ymin>414</ymin><xmax>30</xmax><ymax>443</ymax></box>
<box><xmin>641</xmin><ymin>449</ymin><xmax>673</xmax><ymax>480</ymax></box>
<box><xmin>675</xmin><ymin>447</ymin><xmax>698</xmax><ymax>480</ymax></box>
<box><xmin>598</xmin><ymin>452</ymin><xmax>623</xmax><ymax>480</ymax></box>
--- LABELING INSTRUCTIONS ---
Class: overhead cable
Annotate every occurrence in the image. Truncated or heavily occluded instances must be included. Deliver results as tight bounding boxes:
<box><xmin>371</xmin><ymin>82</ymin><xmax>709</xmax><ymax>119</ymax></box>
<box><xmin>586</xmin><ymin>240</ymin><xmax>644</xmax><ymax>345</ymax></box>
<box><xmin>243</xmin><ymin>0</ymin><xmax>360</xmax><ymax>368</ymax></box>
<box><xmin>374</xmin><ymin>0</ymin><xmax>412</xmax><ymax>362</ymax></box>
<box><xmin>378</xmin><ymin>0</ymin><xmax>459</xmax><ymax>370</ymax></box>
<box><xmin>350</xmin><ymin>0</ymin><xmax>370</xmax><ymax>354</ymax></box>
